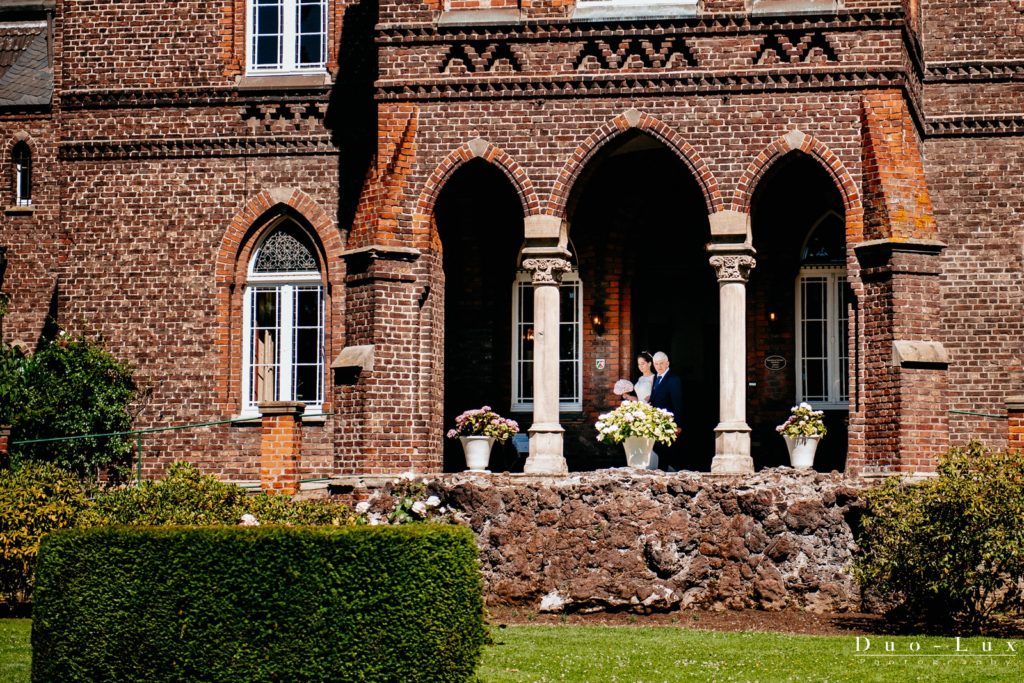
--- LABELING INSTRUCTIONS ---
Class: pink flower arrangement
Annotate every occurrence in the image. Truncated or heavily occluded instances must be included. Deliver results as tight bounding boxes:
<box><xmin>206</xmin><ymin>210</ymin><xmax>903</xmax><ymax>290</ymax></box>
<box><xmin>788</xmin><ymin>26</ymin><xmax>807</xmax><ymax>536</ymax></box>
<box><xmin>446</xmin><ymin>406</ymin><xmax>520</xmax><ymax>444</ymax></box>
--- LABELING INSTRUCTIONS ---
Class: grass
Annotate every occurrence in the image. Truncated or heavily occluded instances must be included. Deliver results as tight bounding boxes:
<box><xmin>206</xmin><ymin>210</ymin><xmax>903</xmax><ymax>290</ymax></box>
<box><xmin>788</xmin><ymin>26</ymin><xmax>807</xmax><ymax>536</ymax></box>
<box><xmin>0</xmin><ymin>620</ymin><xmax>30</xmax><ymax>683</ymax></box>
<box><xmin>2</xmin><ymin>619</ymin><xmax>1019</xmax><ymax>682</ymax></box>
<box><xmin>480</xmin><ymin>625</ymin><xmax>1021</xmax><ymax>682</ymax></box>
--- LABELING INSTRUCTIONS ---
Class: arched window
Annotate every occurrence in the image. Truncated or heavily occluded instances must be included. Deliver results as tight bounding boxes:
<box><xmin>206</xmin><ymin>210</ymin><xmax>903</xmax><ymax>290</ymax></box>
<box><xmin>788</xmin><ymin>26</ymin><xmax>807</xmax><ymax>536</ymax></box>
<box><xmin>511</xmin><ymin>262</ymin><xmax>583</xmax><ymax>412</ymax></box>
<box><xmin>241</xmin><ymin>222</ymin><xmax>325</xmax><ymax>414</ymax></box>
<box><xmin>795</xmin><ymin>211</ymin><xmax>848</xmax><ymax>409</ymax></box>
<box><xmin>247</xmin><ymin>0</ymin><xmax>327</xmax><ymax>74</ymax></box>
<box><xmin>12</xmin><ymin>142</ymin><xmax>31</xmax><ymax>207</ymax></box>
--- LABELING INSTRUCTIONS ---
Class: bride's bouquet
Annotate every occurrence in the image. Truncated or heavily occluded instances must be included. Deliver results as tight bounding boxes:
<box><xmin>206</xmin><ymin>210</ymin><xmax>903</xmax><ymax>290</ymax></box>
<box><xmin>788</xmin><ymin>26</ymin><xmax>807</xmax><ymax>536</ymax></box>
<box><xmin>595</xmin><ymin>402</ymin><xmax>678</xmax><ymax>446</ymax></box>
<box><xmin>612</xmin><ymin>379</ymin><xmax>634</xmax><ymax>396</ymax></box>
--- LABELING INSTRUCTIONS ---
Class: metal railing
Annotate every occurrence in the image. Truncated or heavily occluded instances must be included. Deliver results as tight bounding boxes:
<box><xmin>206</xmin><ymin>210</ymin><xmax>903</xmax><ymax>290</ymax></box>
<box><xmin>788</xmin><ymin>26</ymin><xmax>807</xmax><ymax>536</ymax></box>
<box><xmin>10</xmin><ymin>413</ymin><xmax>334</xmax><ymax>483</ymax></box>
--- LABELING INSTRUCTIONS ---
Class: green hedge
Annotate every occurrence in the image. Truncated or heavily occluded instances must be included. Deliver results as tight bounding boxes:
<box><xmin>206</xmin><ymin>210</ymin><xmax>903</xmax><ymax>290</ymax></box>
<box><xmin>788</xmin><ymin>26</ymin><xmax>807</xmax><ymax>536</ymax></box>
<box><xmin>32</xmin><ymin>525</ymin><xmax>486</xmax><ymax>682</ymax></box>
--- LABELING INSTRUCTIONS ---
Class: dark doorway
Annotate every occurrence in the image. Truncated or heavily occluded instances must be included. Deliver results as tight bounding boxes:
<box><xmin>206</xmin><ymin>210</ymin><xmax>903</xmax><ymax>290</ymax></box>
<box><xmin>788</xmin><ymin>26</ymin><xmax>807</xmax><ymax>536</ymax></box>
<box><xmin>570</xmin><ymin>131</ymin><xmax>716</xmax><ymax>471</ymax></box>
<box><xmin>436</xmin><ymin>159</ymin><xmax>524</xmax><ymax>472</ymax></box>
<box><xmin>750</xmin><ymin>151</ymin><xmax>849</xmax><ymax>472</ymax></box>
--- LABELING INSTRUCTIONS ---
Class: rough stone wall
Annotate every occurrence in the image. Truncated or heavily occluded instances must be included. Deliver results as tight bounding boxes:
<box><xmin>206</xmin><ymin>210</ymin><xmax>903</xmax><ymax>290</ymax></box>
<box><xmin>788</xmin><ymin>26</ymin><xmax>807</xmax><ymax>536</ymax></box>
<box><xmin>364</xmin><ymin>469</ymin><xmax>868</xmax><ymax>612</ymax></box>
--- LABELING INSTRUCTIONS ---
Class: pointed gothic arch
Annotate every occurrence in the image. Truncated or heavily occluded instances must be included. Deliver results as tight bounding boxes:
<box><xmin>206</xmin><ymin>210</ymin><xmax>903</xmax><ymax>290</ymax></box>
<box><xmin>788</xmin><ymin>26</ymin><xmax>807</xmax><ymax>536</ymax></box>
<box><xmin>413</xmin><ymin>139</ymin><xmax>540</xmax><ymax>250</ymax></box>
<box><xmin>213</xmin><ymin>189</ymin><xmax>344</xmax><ymax>412</ymax></box>
<box><xmin>733</xmin><ymin>131</ymin><xmax>864</xmax><ymax>243</ymax></box>
<box><xmin>547</xmin><ymin>110</ymin><xmax>723</xmax><ymax>219</ymax></box>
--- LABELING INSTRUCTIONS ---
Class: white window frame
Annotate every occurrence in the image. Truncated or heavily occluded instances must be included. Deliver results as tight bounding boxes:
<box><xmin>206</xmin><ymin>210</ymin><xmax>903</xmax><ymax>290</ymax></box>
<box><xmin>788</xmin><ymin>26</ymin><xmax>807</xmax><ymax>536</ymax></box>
<box><xmin>794</xmin><ymin>266</ymin><xmax>848</xmax><ymax>410</ymax></box>
<box><xmin>240</xmin><ymin>241</ymin><xmax>325</xmax><ymax>417</ymax></box>
<box><xmin>13</xmin><ymin>143</ymin><xmax>30</xmax><ymax>207</ymax></box>
<box><xmin>246</xmin><ymin>0</ymin><xmax>328</xmax><ymax>75</ymax></box>
<box><xmin>575</xmin><ymin>0</ymin><xmax>699</xmax><ymax>10</ymax></box>
<box><xmin>511</xmin><ymin>270</ymin><xmax>583</xmax><ymax>413</ymax></box>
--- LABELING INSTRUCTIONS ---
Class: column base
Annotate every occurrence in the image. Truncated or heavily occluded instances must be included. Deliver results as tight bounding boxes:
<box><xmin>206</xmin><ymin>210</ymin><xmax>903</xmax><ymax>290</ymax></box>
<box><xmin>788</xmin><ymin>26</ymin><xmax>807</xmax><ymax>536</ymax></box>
<box><xmin>711</xmin><ymin>423</ymin><xmax>753</xmax><ymax>474</ymax></box>
<box><xmin>524</xmin><ymin>424</ymin><xmax>567</xmax><ymax>474</ymax></box>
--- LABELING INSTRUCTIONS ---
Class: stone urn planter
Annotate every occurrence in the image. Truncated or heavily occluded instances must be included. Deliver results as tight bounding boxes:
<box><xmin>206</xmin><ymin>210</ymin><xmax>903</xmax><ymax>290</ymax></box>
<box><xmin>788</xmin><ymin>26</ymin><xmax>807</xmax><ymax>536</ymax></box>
<box><xmin>623</xmin><ymin>436</ymin><xmax>657</xmax><ymax>469</ymax></box>
<box><xmin>783</xmin><ymin>435</ymin><xmax>820</xmax><ymax>469</ymax></box>
<box><xmin>460</xmin><ymin>436</ymin><xmax>495</xmax><ymax>473</ymax></box>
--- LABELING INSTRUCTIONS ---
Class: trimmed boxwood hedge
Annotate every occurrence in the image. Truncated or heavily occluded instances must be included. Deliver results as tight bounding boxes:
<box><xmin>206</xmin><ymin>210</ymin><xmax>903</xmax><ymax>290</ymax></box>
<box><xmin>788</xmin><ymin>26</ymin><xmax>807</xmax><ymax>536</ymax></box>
<box><xmin>31</xmin><ymin>524</ymin><xmax>486</xmax><ymax>682</ymax></box>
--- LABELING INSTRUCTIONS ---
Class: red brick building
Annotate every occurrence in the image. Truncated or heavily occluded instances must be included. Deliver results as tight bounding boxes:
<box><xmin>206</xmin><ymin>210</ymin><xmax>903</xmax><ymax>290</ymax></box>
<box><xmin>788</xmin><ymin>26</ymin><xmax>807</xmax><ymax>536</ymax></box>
<box><xmin>0</xmin><ymin>0</ymin><xmax>1021</xmax><ymax>484</ymax></box>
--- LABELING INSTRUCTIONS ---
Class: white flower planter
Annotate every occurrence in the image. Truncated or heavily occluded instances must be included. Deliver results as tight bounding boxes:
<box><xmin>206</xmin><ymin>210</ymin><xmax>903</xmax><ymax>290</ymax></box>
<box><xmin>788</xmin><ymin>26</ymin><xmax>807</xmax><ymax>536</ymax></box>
<box><xmin>783</xmin><ymin>435</ymin><xmax>820</xmax><ymax>469</ymax></box>
<box><xmin>460</xmin><ymin>436</ymin><xmax>495</xmax><ymax>473</ymax></box>
<box><xmin>623</xmin><ymin>436</ymin><xmax>657</xmax><ymax>469</ymax></box>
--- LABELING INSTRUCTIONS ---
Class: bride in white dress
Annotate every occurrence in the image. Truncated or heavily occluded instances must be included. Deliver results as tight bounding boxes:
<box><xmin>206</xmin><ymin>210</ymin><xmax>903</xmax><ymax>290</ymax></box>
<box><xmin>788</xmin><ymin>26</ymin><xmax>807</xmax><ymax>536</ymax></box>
<box><xmin>628</xmin><ymin>352</ymin><xmax>656</xmax><ymax>403</ymax></box>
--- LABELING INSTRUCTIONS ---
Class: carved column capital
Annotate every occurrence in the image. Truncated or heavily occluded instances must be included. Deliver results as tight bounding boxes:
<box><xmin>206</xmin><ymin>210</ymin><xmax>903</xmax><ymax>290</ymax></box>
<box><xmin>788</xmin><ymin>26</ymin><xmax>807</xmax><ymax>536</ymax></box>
<box><xmin>709</xmin><ymin>254</ymin><xmax>757</xmax><ymax>283</ymax></box>
<box><xmin>522</xmin><ymin>258</ymin><xmax>571</xmax><ymax>285</ymax></box>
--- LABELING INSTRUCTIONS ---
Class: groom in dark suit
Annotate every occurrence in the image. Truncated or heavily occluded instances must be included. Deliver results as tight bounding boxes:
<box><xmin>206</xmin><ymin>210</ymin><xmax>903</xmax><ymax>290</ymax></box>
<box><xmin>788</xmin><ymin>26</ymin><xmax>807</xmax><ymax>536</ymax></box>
<box><xmin>649</xmin><ymin>351</ymin><xmax>683</xmax><ymax>470</ymax></box>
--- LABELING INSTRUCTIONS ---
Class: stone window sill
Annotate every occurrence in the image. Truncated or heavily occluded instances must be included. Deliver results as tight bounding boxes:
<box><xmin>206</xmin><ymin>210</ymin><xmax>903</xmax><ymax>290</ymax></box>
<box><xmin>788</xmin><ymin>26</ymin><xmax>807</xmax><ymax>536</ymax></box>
<box><xmin>5</xmin><ymin>205</ymin><xmax>33</xmax><ymax>216</ymax></box>
<box><xmin>571</xmin><ymin>2</ymin><xmax>698</xmax><ymax>22</ymax></box>
<box><xmin>236</xmin><ymin>73</ymin><xmax>333</xmax><ymax>91</ymax></box>
<box><xmin>438</xmin><ymin>9</ymin><xmax>523</xmax><ymax>27</ymax></box>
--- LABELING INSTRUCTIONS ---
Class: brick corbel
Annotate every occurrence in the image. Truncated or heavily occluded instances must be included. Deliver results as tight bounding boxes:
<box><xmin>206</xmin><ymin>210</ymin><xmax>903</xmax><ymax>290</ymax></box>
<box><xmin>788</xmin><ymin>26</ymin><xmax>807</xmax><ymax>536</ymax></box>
<box><xmin>1008</xmin><ymin>396</ymin><xmax>1024</xmax><ymax>453</ymax></box>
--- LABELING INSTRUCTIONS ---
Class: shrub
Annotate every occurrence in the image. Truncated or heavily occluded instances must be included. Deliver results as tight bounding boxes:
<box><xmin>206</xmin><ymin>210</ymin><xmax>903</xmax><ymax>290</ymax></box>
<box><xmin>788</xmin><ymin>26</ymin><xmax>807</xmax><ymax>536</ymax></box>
<box><xmin>0</xmin><ymin>342</ymin><xmax>27</xmax><ymax>430</ymax></box>
<box><xmin>0</xmin><ymin>463</ymin><xmax>89</xmax><ymax>604</ymax></box>
<box><xmin>854</xmin><ymin>442</ymin><xmax>1024</xmax><ymax>630</ymax></box>
<box><xmin>8</xmin><ymin>335</ymin><xmax>138</xmax><ymax>478</ymax></box>
<box><xmin>32</xmin><ymin>525</ymin><xmax>486</xmax><ymax>682</ymax></box>
<box><xmin>77</xmin><ymin>462</ymin><xmax>358</xmax><ymax>528</ymax></box>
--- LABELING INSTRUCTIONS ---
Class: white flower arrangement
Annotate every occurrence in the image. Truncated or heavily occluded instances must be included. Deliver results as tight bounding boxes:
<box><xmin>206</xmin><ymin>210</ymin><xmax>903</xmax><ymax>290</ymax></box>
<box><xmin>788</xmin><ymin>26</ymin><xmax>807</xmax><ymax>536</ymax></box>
<box><xmin>776</xmin><ymin>402</ymin><xmax>828</xmax><ymax>438</ymax></box>
<box><xmin>595</xmin><ymin>401</ymin><xmax>678</xmax><ymax>445</ymax></box>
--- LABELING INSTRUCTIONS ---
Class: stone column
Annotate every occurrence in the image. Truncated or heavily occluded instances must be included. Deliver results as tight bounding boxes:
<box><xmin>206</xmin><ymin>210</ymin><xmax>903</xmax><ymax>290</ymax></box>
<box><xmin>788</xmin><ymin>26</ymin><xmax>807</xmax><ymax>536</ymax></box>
<box><xmin>258</xmin><ymin>401</ymin><xmax>305</xmax><ymax>494</ymax></box>
<box><xmin>521</xmin><ymin>253</ymin><xmax>571</xmax><ymax>474</ymax></box>
<box><xmin>1008</xmin><ymin>396</ymin><xmax>1024</xmax><ymax>453</ymax></box>
<box><xmin>708</xmin><ymin>248</ymin><xmax>756</xmax><ymax>474</ymax></box>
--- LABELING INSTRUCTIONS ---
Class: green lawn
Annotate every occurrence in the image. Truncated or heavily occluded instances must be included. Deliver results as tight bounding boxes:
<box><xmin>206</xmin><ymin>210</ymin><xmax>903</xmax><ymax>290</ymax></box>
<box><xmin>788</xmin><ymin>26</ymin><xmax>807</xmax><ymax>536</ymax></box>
<box><xmin>0</xmin><ymin>620</ymin><xmax>30</xmax><ymax>683</ymax></box>
<box><xmin>2</xmin><ymin>619</ymin><xmax>1019</xmax><ymax>682</ymax></box>
<box><xmin>480</xmin><ymin>625</ymin><xmax>1021</xmax><ymax>683</ymax></box>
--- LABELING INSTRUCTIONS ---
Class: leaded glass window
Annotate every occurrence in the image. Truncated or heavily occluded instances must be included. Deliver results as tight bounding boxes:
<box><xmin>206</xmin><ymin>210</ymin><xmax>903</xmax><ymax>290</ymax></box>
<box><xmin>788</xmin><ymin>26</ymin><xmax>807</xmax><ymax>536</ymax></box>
<box><xmin>242</xmin><ymin>223</ymin><xmax>325</xmax><ymax>414</ymax></box>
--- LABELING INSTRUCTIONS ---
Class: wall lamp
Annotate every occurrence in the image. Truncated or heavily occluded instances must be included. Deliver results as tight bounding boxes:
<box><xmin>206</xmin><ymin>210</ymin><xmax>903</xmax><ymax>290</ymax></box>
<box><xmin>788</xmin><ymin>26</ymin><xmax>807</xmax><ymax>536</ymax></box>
<box><xmin>590</xmin><ymin>303</ymin><xmax>606</xmax><ymax>336</ymax></box>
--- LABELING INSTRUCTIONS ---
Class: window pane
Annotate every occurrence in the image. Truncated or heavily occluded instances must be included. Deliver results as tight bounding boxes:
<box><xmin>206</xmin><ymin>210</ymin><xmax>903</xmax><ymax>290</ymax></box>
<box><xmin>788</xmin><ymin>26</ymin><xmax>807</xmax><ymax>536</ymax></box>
<box><xmin>251</xmin><ymin>289</ymin><xmax>280</xmax><ymax>403</ymax></box>
<box><xmin>293</xmin><ymin>364</ymin><xmax>318</xmax><ymax>403</ymax></box>
<box><xmin>560</xmin><ymin>361</ymin><xmax>576</xmax><ymax>402</ymax></box>
<box><xmin>254</xmin><ymin>35</ymin><xmax>280</xmax><ymax>66</ymax></box>
<box><xmin>299</xmin><ymin>4</ymin><xmax>322</xmax><ymax>34</ymax></box>
<box><xmin>804</xmin><ymin>319</ymin><xmax>825</xmax><ymax>358</ymax></box>
<box><xmin>294</xmin><ymin>328</ymin><xmax>320</xmax><ymax>365</ymax></box>
<box><xmin>297</xmin><ymin>34</ymin><xmax>322</xmax><ymax>66</ymax></box>
<box><xmin>804</xmin><ymin>359</ymin><xmax>826</xmax><ymax>402</ymax></box>
<box><xmin>295</xmin><ymin>288</ymin><xmax>321</xmax><ymax>327</ymax></box>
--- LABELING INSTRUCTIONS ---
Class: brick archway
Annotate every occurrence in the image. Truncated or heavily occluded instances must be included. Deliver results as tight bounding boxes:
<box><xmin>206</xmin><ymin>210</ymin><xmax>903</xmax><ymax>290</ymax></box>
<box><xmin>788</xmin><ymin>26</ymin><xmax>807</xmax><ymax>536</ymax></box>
<box><xmin>546</xmin><ymin>110</ymin><xmax>723</xmax><ymax>219</ymax></box>
<box><xmin>413</xmin><ymin>139</ymin><xmax>540</xmax><ymax>249</ymax></box>
<box><xmin>213</xmin><ymin>189</ymin><xmax>344</xmax><ymax>412</ymax></box>
<box><xmin>733</xmin><ymin>130</ymin><xmax>864</xmax><ymax>243</ymax></box>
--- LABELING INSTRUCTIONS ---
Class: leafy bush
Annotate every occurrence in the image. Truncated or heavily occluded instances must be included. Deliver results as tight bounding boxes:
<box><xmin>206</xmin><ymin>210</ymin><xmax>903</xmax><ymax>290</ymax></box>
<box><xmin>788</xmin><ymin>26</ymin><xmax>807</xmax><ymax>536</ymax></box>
<box><xmin>0</xmin><ymin>342</ymin><xmax>26</xmax><ymax>431</ymax></box>
<box><xmin>0</xmin><ymin>463</ymin><xmax>89</xmax><ymax>604</ymax></box>
<box><xmin>854</xmin><ymin>442</ymin><xmax>1024</xmax><ymax>630</ymax></box>
<box><xmin>77</xmin><ymin>462</ymin><xmax>358</xmax><ymax>528</ymax></box>
<box><xmin>6</xmin><ymin>335</ymin><xmax>138</xmax><ymax>478</ymax></box>
<box><xmin>33</xmin><ymin>525</ymin><xmax>487</xmax><ymax>682</ymax></box>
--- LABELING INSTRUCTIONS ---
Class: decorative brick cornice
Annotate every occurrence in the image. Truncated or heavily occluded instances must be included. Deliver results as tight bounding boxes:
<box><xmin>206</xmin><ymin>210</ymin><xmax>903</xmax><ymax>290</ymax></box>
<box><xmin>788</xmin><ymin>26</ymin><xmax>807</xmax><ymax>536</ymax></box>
<box><xmin>375</xmin><ymin>10</ymin><xmax>904</xmax><ymax>44</ymax></box>
<box><xmin>377</xmin><ymin>69</ymin><xmax>905</xmax><ymax>101</ymax></box>
<box><xmin>924</xmin><ymin>114</ymin><xmax>1024</xmax><ymax>138</ymax></box>
<box><xmin>58</xmin><ymin>135</ymin><xmax>336</xmax><ymax>161</ymax></box>
<box><xmin>924</xmin><ymin>60</ymin><xmax>1024</xmax><ymax>83</ymax></box>
<box><xmin>59</xmin><ymin>85</ymin><xmax>331</xmax><ymax>111</ymax></box>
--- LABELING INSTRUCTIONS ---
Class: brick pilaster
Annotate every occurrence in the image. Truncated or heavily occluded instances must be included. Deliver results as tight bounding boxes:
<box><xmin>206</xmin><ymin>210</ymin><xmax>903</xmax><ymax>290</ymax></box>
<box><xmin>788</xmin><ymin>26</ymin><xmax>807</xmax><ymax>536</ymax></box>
<box><xmin>337</xmin><ymin>245</ymin><xmax>431</xmax><ymax>476</ymax></box>
<box><xmin>1008</xmin><ymin>397</ymin><xmax>1024</xmax><ymax>453</ymax></box>
<box><xmin>853</xmin><ymin>240</ymin><xmax>949</xmax><ymax>475</ymax></box>
<box><xmin>258</xmin><ymin>401</ymin><xmax>304</xmax><ymax>494</ymax></box>
<box><xmin>0</xmin><ymin>426</ymin><xmax>9</xmax><ymax>469</ymax></box>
